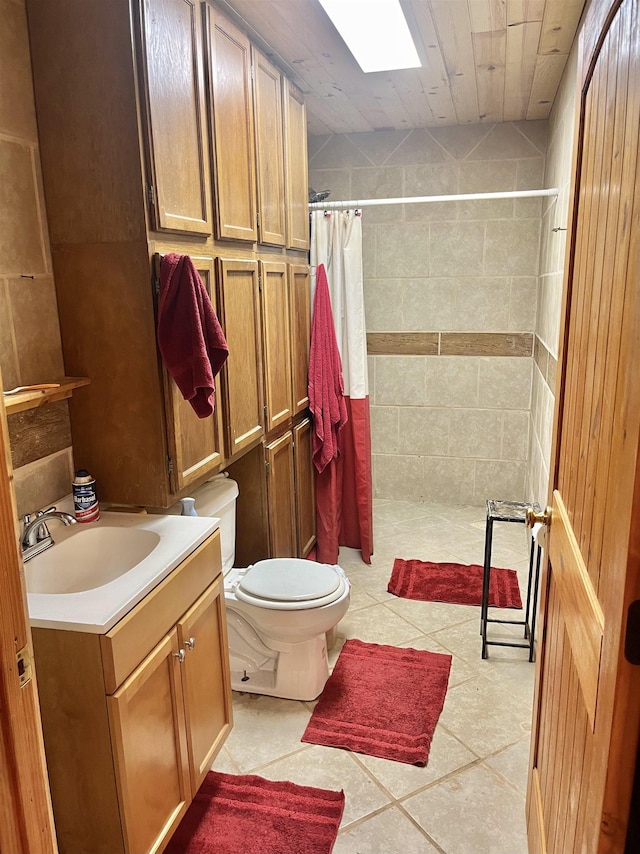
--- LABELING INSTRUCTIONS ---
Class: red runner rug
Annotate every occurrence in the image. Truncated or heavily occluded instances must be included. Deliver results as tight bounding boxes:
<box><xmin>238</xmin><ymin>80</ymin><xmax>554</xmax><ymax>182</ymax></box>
<box><xmin>165</xmin><ymin>771</ymin><xmax>344</xmax><ymax>854</ymax></box>
<box><xmin>302</xmin><ymin>639</ymin><xmax>451</xmax><ymax>766</ymax></box>
<box><xmin>388</xmin><ymin>559</ymin><xmax>522</xmax><ymax>609</ymax></box>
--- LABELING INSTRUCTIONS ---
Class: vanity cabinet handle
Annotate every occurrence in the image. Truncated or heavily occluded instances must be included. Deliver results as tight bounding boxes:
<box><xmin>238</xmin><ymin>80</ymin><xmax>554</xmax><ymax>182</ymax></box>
<box><xmin>174</xmin><ymin>649</ymin><xmax>186</xmax><ymax>664</ymax></box>
<box><xmin>185</xmin><ymin>637</ymin><xmax>196</xmax><ymax>651</ymax></box>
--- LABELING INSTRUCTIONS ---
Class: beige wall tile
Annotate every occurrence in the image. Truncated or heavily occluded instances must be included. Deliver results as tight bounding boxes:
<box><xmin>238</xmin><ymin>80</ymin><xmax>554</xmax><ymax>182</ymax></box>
<box><xmin>8</xmin><ymin>276</ymin><xmax>65</xmax><ymax>384</ymax></box>
<box><xmin>509</xmin><ymin>277</ymin><xmax>538</xmax><ymax>332</ymax></box>
<box><xmin>502</xmin><ymin>411</ymin><xmax>530</xmax><ymax>460</ymax></box>
<box><xmin>346</xmin><ymin>130</ymin><xmax>410</xmax><ymax>165</ymax></box>
<box><xmin>425</xmin><ymin>357</ymin><xmax>479</xmax><ymax>407</ymax></box>
<box><xmin>0</xmin><ymin>140</ymin><xmax>48</xmax><ymax>275</ymax></box>
<box><xmin>448</xmin><ymin>409</ymin><xmax>503</xmax><ymax>459</ymax></box>
<box><xmin>362</xmin><ymin>221</ymin><xmax>377</xmax><ymax>280</ymax></box>
<box><xmin>484</xmin><ymin>219</ymin><xmax>540</xmax><ymax>277</ymax></box>
<box><xmin>515</xmin><ymin>158</ymin><xmax>544</xmax><ymax>190</ymax></box>
<box><xmin>364</xmin><ymin>278</ymin><xmax>404</xmax><ymax>331</ymax></box>
<box><xmin>459</xmin><ymin>160</ymin><xmax>517</xmax><ymax>194</ymax></box>
<box><xmin>371</xmin><ymin>405</ymin><xmax>400</xmax><ymax>454</ymax></box>
<box><xmin>512</xmin><ymin>120</ymin><xmax>548</xmax><ymax>155</ymax></box>
<box><xmin>430</xmin><ymin>221</ymin><xmax>485</xmax><ymax>277</ymax></box>
<box><xmin>351</xmin><ymin>167</ymin><xmax>404</xmax><ymax>223</ymax></box>
<box><xmin>478</xmin><ymin>357</ymin><xmax>532</xmax><ymax>410</ymax></box>
<box><xmin>397</xmin><ymin>408</ymin><xmax>450</xmax><ymax>456</ymax></box>
<box><xmin>13</xmin><ymin>447</ymin><xmax>74</xmax><ymax>518</ymax></box>
<box><xmin>402</xmin><ymin>278</ymin><xmax>457</xmax><ymax>331</ymax></box>
<box><xmin>374</xmin><ymin>356</ymin><xmax>427</xmax><ymax>406</ymax></box>
<box><xmin>374</xmin><ymin>453</ymin><xmax>426</xmax><ymax>500</ymax></box>
<box><xmin>308</xmin><ymin>168</ymin><xmax>351</xmax><ymax>202</ymax></box>
<box><xmin>454</xmin><ymin>277</ymin><xmax>510</xmax><ymax>331</ymax></box>
<box><xmin>403</xmin><ymin>163</ymin><xmax>459</xmax><ymax>222</ymax></box>
<box><xmin>467</xmin><ymin>124</ymin><xmax>541</xmax><ymax>161</ymax></box>
<box><xmin>376</xmin><ymin>222</ymin><xmax>430</xmax><ymax>277</ymax></box>
<box><xmin>428</xmin><ymin>124</ymin><xmax>493</xmax><ymax>160</ymax></box>
<box><xmin>473</xmin><ymin>460</ymin><xmax>526</xmax><ymax>503</ymax></box>
<box><xmin>308</xmin><ymin>134</ymin><xmax>371</xmax><ymax>169</ymax></box>
<box><xmin>386</xmin><ymin>129</ymin><xmax>451</xmax><ymax>165</ymax></box>
<box><xmin>423</xmin><ymin>457</ymin><xmax>476</xmax><ymax>504</ymax></box>
<box><xmin>0</xmin><ymin>0</ymin><xmax>38</xmax><ymax>141</ymax></box>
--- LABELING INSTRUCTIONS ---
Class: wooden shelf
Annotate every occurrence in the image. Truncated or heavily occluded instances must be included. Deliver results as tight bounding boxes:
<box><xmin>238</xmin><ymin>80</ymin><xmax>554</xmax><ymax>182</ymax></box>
<box><xmin>3</xmin><ymin>377</ymin><xmax>90</xmax><ymax>416</ymax></box>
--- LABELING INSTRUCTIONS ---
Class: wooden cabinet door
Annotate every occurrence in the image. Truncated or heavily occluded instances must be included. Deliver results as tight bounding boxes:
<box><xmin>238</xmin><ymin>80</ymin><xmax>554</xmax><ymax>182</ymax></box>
<box><xmin>293</xmin><ymin>418</ymin><xmax>316</xmax><ymax>557</ymax></box>
<box><xmin>160</xmin><ymin>255</ymin><xmax>225</xmax><ymax>492</ymax></box>
<box><xmin>252</xmin><ymin>48</ymin><xmax>286</xmax><ymax>246</ymax></box>
<box><xmin>216</xmin><ymin>258</ymin><xmax>264</xmax><ymax>457</ymax></box>
<box><xmin>265</xmin><ymin>431</ymin><xmax>296</xmax><ymax>558</ymax></box>
<box><xmin>178</xmin><ymin>575</ymin><xmax>233</xmax><ymax>793</ymax></box>
<box><xmin>204</xmin><ymin>4</ymin><xmax>257</xmax><ymax>242</ymax></box>
<box><xmin>288</xmin><ymin>264</ymin><xmax>311</xmax><ymax>414</ymax></box>
<box><xmin>138</xmin><ymin>0</ymin><xmax>212</xmax><ymax>235</ymax></box>
<box><xmin>283</xmin><ymin>80</ymin><xmax>309</xmax><ymax>250</ymax></box>
<box><xmin>260</xmin><ymin>261</ymin><xmax>293</xmax><ymax>434</ymax></box>
<box><xmin>107</xmin><ymin>630</ymin><xmax>190</xmax><ymax>854</ymax></box>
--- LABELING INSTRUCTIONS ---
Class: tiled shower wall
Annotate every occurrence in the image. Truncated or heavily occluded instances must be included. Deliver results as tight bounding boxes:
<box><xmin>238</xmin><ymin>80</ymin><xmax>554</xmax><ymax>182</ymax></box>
<box><xmin>309</xmin><ymin>122</ymin><xmax>546</xmax><ymax>504</ymax></box>
<box><xmin>0</xmin><ymin>0</ymin><xmax>73</xmax><ymax>516</ymax></box>
<box><xmin>527</xmin><ymin>46</ymin><xmax>579</xmax><ymax>507</ymax></box>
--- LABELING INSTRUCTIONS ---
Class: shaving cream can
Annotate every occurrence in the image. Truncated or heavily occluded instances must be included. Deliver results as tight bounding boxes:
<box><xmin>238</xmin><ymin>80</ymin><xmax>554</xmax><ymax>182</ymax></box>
<box><xmin>73</xmin><ymin>469</ymin><xmax>100</xmax><ymax>523</ymax></box>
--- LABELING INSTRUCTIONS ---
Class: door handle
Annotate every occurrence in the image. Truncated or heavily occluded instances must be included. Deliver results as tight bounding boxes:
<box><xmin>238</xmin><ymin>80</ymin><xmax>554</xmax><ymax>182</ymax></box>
<box><xmin>185</xmin><ymin>636</ymin><xmax>196</xmax><ymax>651</ymax></box>
<box><xmin>526</xmin><ymin>506</ymin><xmax>552</xmax><ymax>529</ymax></box>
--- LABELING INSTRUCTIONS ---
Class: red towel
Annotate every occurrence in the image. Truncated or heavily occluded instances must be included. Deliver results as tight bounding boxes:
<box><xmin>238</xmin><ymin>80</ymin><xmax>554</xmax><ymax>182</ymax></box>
<box><xmin>157</xmin><ymin>254</ymin><xmax>228</xmax><ymax>418</ymax></box>
<box><xmin>309</xmin><ymin>264</ymin><xmax>348</xmax><ymax>472</ymax></box>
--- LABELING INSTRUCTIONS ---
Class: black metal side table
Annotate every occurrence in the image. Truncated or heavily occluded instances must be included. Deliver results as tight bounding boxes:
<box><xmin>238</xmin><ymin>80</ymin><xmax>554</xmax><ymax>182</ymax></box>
<box><xmin>481</xmin><ymin>499</ymin><xmax>543</xmax><ymax>661</ymax></box>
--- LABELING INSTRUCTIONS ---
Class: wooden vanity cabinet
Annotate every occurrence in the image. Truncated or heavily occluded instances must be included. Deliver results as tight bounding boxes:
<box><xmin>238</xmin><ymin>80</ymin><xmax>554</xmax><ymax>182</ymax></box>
<box><xmin>289</xmin><ymin>263</ymin><xmax>312</xmax><ymax>414</ymax></box>
<box><xmin>32</xmin><ymin>532</ymin><xmax>232</xmax><ymax>854</ymax></box>
<box><xmin>260</xmin><ymin>261</ymin><xmax>293</xmax><ymax>434</ymax></box>
<box><xmin>284</xmin><ymin>79</ymin><xmax>310</xmax><ymax>251</ymax></box>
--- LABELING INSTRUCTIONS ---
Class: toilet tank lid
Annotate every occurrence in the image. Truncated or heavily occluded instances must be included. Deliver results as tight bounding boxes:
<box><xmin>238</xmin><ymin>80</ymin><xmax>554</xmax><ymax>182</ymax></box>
<box><xmin>191</xmin><ymin>473</ymin><xmax>239</xmax><ymax>517</ymax></box>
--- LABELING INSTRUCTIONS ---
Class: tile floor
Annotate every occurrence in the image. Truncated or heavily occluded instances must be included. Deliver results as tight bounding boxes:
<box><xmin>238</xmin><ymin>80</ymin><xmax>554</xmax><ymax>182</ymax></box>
<box><xmin>213</xmin><ymin>498</ymin><xmax>536</xmax><ymax>854</ymax></box>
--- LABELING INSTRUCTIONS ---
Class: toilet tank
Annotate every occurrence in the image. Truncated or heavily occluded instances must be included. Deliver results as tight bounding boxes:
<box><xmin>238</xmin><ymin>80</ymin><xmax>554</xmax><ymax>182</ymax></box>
<box><xmin>169</xmin><ymin>473</ymin><xmax>239</xmax><ymax>572</ymax></box>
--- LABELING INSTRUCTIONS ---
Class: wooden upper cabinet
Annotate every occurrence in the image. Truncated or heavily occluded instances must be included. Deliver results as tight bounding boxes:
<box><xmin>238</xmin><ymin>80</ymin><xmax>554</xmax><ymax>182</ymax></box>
<box><xmin>293</xmin><ymin>418</ymin><xmax>316</xmax><ymax>558</ymax></box>
<box><xmin>138</xmin><ymin>0</ymin><xmax>212</xmax><ymax>235</ymax></box>
<box><xmin>260</xmin><ymin>261</ymin><xmax>293</xmax><ymax>434</ymax></box>
<box><xmin>283</xmin><ymin>80</ymin><xmax>309</xmax><ymax>250</ymax></box>
<box><xmin>204</xmin><ymin>4</ymin><xmax>258</xmax><ymax>242</ymax></box>
<box><xmin>265</xmin><ymin>431</ymin><xmax>297</xmax><ymax>558</ymax></box>
<box><xmin>216</xmin><ymin>258</ymin><xmax>264</xmax><ymax>457</ymax></box>
<box><xmin>252</xmin><ymin>48</ymin><xmax>286</xmax><ymax>246</ymax></box>
<box><xmin>159</xmin><ymin>254</ymin><xmax>225</xmax><ymax>492</ymax></box>
<box><xmin>288</xmin><ymin>264</ymin><xmax>311</xmax><ymax>414</ymax></box>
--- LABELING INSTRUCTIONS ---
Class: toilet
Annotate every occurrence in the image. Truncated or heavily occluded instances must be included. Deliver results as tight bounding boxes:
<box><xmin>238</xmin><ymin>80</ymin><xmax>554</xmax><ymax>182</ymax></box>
<box><xmin>171</xmin><ymin>473</ymin><xmax>350</xmax><ymax>701</ymax></box>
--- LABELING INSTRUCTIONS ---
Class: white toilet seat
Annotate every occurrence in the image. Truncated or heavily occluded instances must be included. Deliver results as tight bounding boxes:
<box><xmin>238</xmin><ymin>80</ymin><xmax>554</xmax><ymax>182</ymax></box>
<box><xmin>233</xmin><ymin>559</ymin><xmax>347</xmax><ymax>611</ymax></box>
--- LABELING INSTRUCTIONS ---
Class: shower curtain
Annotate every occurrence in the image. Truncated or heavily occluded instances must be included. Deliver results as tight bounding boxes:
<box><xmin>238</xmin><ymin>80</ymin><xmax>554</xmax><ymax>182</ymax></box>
<box><xmin>310</xmin><ymin>210</ymin><xmax>373</xmax><ymax>564</ymax></box>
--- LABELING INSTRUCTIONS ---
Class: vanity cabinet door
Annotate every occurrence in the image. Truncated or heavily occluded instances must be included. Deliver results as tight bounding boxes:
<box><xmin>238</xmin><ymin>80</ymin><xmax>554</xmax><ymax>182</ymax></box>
<box><xmin>253</xmin><ymin>48</ymin><xmax>286</xmax><ymax>246</ymax></box>
<box><xmin>216</xmin><ymin>258</ymin><xmax>264</xmax><ymax>458</ymax></box>
<box><xmin>107</xmin><ymin>630</ymin><xmax>190</xmax><ymax>854</ymax></box>
<box><xmin>283</xmin><ymin>80</ymin><xmax>309</xmax><ymax>250</ymax></box>
<box><xmin>260</xmin><ymin>261</ymin><xmax>293</xmax><ymax>434</ymax></box>
<box><xmin>265</xmin><ymin>431</ymin><xmax>296</xmax><ymax>558</ymax></box>
<box><xmin>160</xmin><ymin>254</ymin><xmax>226</xmax><ymax>491</ymax></box>
<box><xmin>293</xmin><ymin>418</ymin><xmax>316</xmax><ymax>557</ymax></box>
<box><xmin>289</xmin><ymin>264</ymin><xmax>311</xmax><ymax>414</ymax></box>
<box><xmin>204</xmin><ymin>3</ymin><xmax>257</xmax><ymax>242</ymax></box>
<box><xmin>178</xmin><ymin>575</ymin><xmax>233</xmax><ymax>793</ymax></box>
<box><xmin>138</xmin><ymin>0</ymin><xmax>213</xmax><ymax>235</ymax></box>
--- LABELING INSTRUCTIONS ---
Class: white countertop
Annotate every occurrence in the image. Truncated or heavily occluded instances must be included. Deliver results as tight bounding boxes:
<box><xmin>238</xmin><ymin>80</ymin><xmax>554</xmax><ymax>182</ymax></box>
<box><xmin>26</xmin><ymin>501</ymin><xmax>219</xmax><ymax>634</ymax></box>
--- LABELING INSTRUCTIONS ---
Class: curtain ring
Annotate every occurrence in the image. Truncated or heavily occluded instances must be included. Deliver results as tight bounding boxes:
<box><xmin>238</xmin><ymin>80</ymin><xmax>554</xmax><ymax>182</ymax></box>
<box><xmin>324</xmin><ymin>210</ymin><xmax>331</xmax><ymax>217</ymax></box>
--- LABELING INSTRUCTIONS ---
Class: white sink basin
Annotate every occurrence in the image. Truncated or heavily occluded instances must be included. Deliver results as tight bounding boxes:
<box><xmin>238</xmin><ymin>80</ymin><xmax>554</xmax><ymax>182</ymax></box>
<box><xmin>26</xmin><ymin>505</ymin><xmax>219</xmax><ymax>634</ymax></box>
<box><xmin>26</xmin><ymin>527</ymin><xmax>162</xmax><ymax>594</ymax></box>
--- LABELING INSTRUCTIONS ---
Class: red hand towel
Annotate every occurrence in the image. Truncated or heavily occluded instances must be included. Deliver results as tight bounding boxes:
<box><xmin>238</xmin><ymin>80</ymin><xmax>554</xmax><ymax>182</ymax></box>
<box><xmin>308</xmin><ymin>264</ymin><xmax>348</xmax><ymax>472</ymax></box>
<box><xmin>157</xmin><ymin>254</ymin><xmax>228</xmax><ymax>418</ymax></box>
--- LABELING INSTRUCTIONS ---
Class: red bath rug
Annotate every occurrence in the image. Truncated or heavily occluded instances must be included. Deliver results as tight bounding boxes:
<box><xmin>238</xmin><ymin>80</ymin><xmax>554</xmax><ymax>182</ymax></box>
<box><xmin>388</xmin><ymin>559</ymin><xmax>522</xmax><ymax>609</ymax></box>
<box><xmin>165</xmin><ymin>771</ymin><xmax>344</xmax><ymax>854</ymax></box>
<box><xmin>302</xmin><ymin>638</ymin><xmax>451</xmax><ymax>766</ymax></box>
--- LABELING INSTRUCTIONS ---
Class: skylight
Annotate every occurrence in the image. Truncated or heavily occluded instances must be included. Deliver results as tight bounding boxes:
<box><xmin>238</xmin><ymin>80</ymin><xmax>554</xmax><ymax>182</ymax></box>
<box><xmin>318</xmin><ymin>0</ymin><xmax>421</xmax><ymax>74</ymax></box>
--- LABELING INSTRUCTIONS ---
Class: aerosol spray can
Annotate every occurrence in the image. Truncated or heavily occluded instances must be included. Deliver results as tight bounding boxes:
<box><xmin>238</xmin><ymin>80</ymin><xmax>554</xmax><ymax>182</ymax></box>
<box><xmin>73</xmin><ymin>469</ymin><xmax>100</xmax><ymax>523</ymax></box>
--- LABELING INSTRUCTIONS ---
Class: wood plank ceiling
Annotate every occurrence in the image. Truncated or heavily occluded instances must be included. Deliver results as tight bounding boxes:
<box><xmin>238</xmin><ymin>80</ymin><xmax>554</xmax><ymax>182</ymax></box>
<box><xmin>221</xmin><ymin>0</ymin><xmax>586</xmax><ymax>135</ymax></box>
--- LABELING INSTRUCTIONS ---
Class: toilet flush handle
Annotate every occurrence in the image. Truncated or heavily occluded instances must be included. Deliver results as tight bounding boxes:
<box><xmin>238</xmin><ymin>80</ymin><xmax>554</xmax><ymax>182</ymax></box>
<box><xmin>185</xmin><ymin>636</ymin><xmax>196</xmax><ymax>651</ymax></box>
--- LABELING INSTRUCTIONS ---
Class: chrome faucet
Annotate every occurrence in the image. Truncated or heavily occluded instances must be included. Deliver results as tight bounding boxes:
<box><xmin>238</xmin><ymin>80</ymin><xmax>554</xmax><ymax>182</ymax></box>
<box><xmin>21</xmin><ymin>506</ymin><xmax>77</xmax><ymax>562</ymax></box>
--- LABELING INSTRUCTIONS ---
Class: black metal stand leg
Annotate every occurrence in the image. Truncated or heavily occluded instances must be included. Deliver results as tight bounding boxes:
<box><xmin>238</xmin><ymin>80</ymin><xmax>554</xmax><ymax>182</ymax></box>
<box><xmin>529</xmin><ymin>546</ymin><xmax>543</xmax><ymax>662</ymax></box>
<box><xmin>524</xmin><ymin>533</ymin><xmax>535</xmax><ymax>639</ymax></box>
<box><xmin>481</xmin><ymin>518</ymin><xmax>493</xmax><ymax>658</ymax></box>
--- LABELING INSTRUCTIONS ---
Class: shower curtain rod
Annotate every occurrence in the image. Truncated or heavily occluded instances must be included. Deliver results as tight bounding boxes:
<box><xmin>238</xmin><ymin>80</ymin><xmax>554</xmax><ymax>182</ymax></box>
<box><xmin>308</xmin><ymin>187</ymin><xmax>559</xmax><ymax>210</ymax></box>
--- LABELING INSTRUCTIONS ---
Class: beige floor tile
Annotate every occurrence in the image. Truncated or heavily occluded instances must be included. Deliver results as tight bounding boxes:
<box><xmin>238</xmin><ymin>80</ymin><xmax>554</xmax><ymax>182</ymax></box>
<box><xmin>402</xmin><ymin>763</ymin><xmax>528</xmax><ymax>854</ymax></box>
<box><xmin>385</xmin><ymin>596</ymin><xmax>477</xmax><ymax>636</ymax></box>
<box><xmin>256</xmin><ymin>745</ymin><xmax>391</xmax><ymax>827</ymax></box>
<box><xmin>333</xmin><ymin>805</ymin><xmax>440</xmax><ymax>853</ymax></box>
<box><xmin>354</xmin><ymin>724</ymin><xmax>478</xmax><ymax>799</ymax></box>
<box><xmin>210</xmin><ymin>745</ymin><xmax>241</xmax><ymax>775</ymax></box>
<box><xmin>337</xmin><ymin>602</ymin><xmax>425</xmax><ymax>645</ymax></box>
<box><xmin>485</xmin><ymin>737</ymin><xmax>531</xmax><ymax>794</ymax></box>
<box><xmin>397</xmin><ymin>633</ymin><xmax>476</xmax><ymax>688</ymax></box>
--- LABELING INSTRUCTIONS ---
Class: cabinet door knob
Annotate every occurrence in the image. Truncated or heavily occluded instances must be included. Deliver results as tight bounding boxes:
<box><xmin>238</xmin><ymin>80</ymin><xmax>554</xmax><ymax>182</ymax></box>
<box><xmin>185</xmin><ymin>636</ymin><xmax>196</xmax><ymax>651</ymax></box>
<box><xmin>174</xmin><ymin>649</ymin><xmax>186</xmax><ymax>664</ymax></box>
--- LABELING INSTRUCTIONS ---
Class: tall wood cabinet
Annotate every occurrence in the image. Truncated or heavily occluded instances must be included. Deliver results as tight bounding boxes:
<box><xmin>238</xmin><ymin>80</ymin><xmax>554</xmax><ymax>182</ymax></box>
<box><xmin>28</xmin><ymin>0</ymin><xmax>313</xmax><ymax>545</ymax></box>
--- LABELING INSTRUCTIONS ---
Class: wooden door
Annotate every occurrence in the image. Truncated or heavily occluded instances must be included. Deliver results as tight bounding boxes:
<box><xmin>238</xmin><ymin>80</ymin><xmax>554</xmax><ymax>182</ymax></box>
<box><xmin>216</xmin><ymin>258</ymin><xmax>264</xmax><ymax>458</ymax></box>
<box><xmin>260</xmin><ymin>261</ymin><xmax>293</xmax><ymax>434</ymax></box>
<box><xmin>160</xmin><ymin>254</ymin><xmax>225</xmax><ymax>492</ymax></box>
<box><xmin>204</xmin><ymin>4</ymin><xmax>257</xmax><ymax>242</ymax></box>
<box><xmin>293</xmin><ymin>418</ymin><xmax>316</xmax><ymax>557</ymax></box>
<box><xmin>253</xmin><ymin>48</ymin><xmax>286</xmax><ymax>246</ymax></box>
<box><xmin>527</xmin><ymin>2</ymin><xmax>640</xmax><ymax>852</ymax></box>
<box><xmin>108</xmin><ymin>630</ymin><xmax>190</xmax><ymax>854</ymax></box>
<box><xmin>289</xmin><ymin>263</ymin><xmax>311</xmax><ymax>414</ymax></box>
<box><xmin>138</xmin><ymin>0</ymin><xmax>212</xmax><ymax>235</ymax></box>
<box><xmin>265</xmin><ymin>431</ymin><xmax>296</xmax><ymax>558</ymax></box>
<box><xmin>178</xmin><ymin>576</ymin><xmax>233</xmax><ymax>793</ymax></box>
<box><xmin>283</xmin><ymin>79</ymin><xmax>309</xmax><ymax>250</ymax></box>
